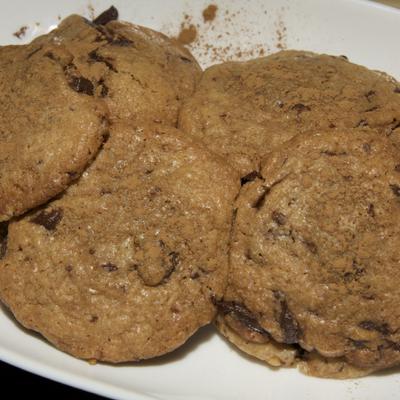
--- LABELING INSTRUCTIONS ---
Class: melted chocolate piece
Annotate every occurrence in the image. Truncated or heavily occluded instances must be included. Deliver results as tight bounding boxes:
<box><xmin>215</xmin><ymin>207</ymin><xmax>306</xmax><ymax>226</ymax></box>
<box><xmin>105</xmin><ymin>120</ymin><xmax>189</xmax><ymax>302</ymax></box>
<box><xmin>291</xmin><ymin>103</ymin><xmax>311</xmax><ymax>113</ymax></box>
<box><xmin>215</xmin><ymin>300</ymin><xmax>270</xmax><ymax>336</ymax></box>
<box><xmin>31</xmin><ymin>209</ymin><xmax>63</xmax><ymax>231</ymax></box>
<box><xmin>359</xmin><ymin>320</ymin><xmax>390</xmax><ymax>335</ymax></box>
<box><xmin>0</xmin><ymin>222</ymin><xmax>8</xmax><ymax>260</ymax></box>
<box><xmin>100</xmin><ymin>262</ymin><xmax>118</xmax><ymax>272</ymax></box>
<box><xmin>274</xmin><ymin>290</ymin><xmax>301</xmax><ymax>344</ymax></box>
<box><xmin>68</xmin><ymin>76</ymin><xmax>94</xmax><ymax>96</ymax></box>
<box><xmin>93</xmin><ymin>6</ymin><xmax>119</xmax><ymax>25</ymax></box>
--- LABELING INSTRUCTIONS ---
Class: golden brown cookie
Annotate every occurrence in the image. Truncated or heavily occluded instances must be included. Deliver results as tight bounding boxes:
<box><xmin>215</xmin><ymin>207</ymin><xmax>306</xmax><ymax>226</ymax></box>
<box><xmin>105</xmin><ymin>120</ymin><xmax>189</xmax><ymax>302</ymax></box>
<box><xmin>34</xmin><ymin>12</ymin><xmax>202</xmax><ymax>125</ymax></box>
<box><xmin>0</xmin><ymin>123</ymin><xmax>238</xmax><ymax>362</ymax></box>
<box><xmin>0</xmin><ymin>42</ymin><xmax>108</xmax><ymax>221</ymax></box>
<box><xmin>220</xmin><ymin>128</ymin><xmax>400</xmax><ymax>374</ymax></box>
<box><xmin>179</xmin><ymin>50</ymin><xmax>400</xmax><ymax>176</ymax></box>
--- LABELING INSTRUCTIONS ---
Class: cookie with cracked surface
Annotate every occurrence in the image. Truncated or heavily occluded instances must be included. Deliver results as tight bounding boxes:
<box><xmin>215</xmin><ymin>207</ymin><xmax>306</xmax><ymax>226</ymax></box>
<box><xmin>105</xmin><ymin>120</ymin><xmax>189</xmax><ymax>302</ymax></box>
<box><xmin>179</xmin><ymin>50</ymin><xmax>400</xmax><ymax>176</ymax></box>
<box><xmin>0</xmin><ymin>41</ymin><xmax>108</xmax><ymax>222</ymax></box>
<box><xmin>222</xmin><ymin>128</ymin><xmax>400</xmax><ymax>373</ymax></box>
<box><xmin>33</xmin><ymin>13</ymin><xmax>202</xmax><ymax>125</ymax></box>
<box><xmin>0</xmin><ymin>123</ymin><xmax>238</xmax><ymax>362</ymax></box>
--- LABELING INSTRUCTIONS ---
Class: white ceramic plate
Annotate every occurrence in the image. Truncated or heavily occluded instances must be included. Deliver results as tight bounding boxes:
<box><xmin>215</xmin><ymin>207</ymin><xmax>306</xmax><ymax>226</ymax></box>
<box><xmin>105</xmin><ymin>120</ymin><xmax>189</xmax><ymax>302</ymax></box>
<box><xmin>1</xmin><ymin>0</ymin><xmax>400</xmax><ymax>399</ymax></box>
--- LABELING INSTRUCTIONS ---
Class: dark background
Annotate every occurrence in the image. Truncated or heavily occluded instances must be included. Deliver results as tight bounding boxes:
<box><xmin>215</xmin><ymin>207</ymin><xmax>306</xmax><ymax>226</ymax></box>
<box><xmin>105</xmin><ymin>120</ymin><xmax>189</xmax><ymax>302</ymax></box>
<box><xmin>1</xmin><ymin>361</ymin><xmax>108</xmax><ymax>399</ymax></box>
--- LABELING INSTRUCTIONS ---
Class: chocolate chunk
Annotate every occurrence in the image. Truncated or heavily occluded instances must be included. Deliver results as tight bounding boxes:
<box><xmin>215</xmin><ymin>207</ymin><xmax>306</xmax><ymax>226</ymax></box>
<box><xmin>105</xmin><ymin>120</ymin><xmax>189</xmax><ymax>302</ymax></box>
<box><xmin>350</xmin><ymin>339</ymin><xmax>368</xmax><ymax>349</ymax></box>
<box><xmin>100</xmin><ymin>83</ymin><xmax>109</xmax><ymax>97</ymax></box>
<box><xmin>367</xmin><ymin>203</ymin><xmax>375</xmax><ymax>217</ymax></box>
<box><xmin>214</xmin><ymin>299</ymin><xmax>270</xmax><ymax>336</ymax></box>
<box><xmin>110</xmin><ymin>36</ymin><xmax>133</xmax><ymax>46</ymax></box>
<box><xmin>252</xmin><ymin>186</ymin><xmax>270</xmax><ymax>209</ymax></box>
<box><xmin>68</xmin><ymin>76</ymin><xmax>94</xmax><ymax>96</ymax></box>
<box><xmin>240</xmin><ymin>170</ymin><xmax>262</xmax><ymax>186</ymax></box>
<box><xmin>271</xmin><ymin>210</ymin><xmax>286</xmax><ymax>225</ymax></box>
<box><xmin>0</xmin><ymin>222</ymin><xmax>8</xmax><ymax>260</ymax></box>
<box><xmin>100</xmin><ymin>262</ymin><xmax>118</xmax><ymax>272</ymax></box>
<box><xmin>274</xmin><ymin>290</ymin><xmax>301</xmax><ymax>344</ymax></box>
<box><xmin>93</xmin><ymin>6</ymin><xmax>119</xmax><ymax>25</ymax></box>
<box><xmin>321</xmin><ymin>150</ymin><xmax>348</xmax><ymax>156</ymax></box>
<box><xmin>359</xmin><ymin>320</ymin><xmax>390</xmax><ymax>335</ymax></box>
<box><xmin>31</xmin><ymin>209</ymin><xmax>63</xmax><ymax>231</ymax></box>
<box><xmin>329</xmin><ymin>122</ymin><xmax>336</xmax><ymax>129</ymax></box>
<box><xmin>90</xmin><ymin>315</ymin><xmax>99</xmax><ymax>323</ymax></box>
<box><xmin>291</xmin><ymin>103</ymin><xmax>311</xmax><ymax>113</ymax></box>
<box><xmin>390</xmin><ymin>184</ymin><xmax>400</xmax><ymax>197</ymax></box>
<box><xmin>88</xmin><ymin>50</ymin><xmax>117</xmax><ymax>72</ymax></box>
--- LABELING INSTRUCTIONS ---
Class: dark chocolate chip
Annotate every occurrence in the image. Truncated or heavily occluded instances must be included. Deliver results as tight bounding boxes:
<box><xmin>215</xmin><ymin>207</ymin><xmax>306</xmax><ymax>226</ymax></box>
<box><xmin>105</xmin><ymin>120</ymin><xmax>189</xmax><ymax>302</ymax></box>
<box><xmin>31</xmin><ymin>209</ymin><xmax>63</xmax><ymax>231</ymax></box>
<box><xmin>350</xmin><ymin>339</ymin><xmax>368</xmax><ymax>349</ymax></box>
<box><xmin>321</xmin><ymin>150</ymin><xmax>348</xmax><ymax>156</ymax></box>
<box><xmin>90</xmin><ymin>315</ymin><xmax>99</xmax><ymax>323</ymax></box>
<box><xmin>0</xmin><ymin>222</ymin><xmax>8</xmax><ymax>260</ymax></box>
<box><xmin>88</xmin><ymin>50</ymin><xmax>117</xmax><ymax>72</ymax></box>
<box><xmin>329</xmin><ymin>123</ymin><xmax>336</xmax><ymax>129</ymax></box>
<box><xmin>100</xmin><ymin>262</ymin><xmax>118</xmax><ymax>272</ymax></box>
<box><xmin>68</xmin><ymin>76</ymin><xmax>95</xmax><ymax>96</ymax></box>
<box><xmin>93</xmin><ymin>6</ymin><xmax>119</xmax><ymax>25</ymax></box>
<box><xmin>291</xmin><ymin>103</ymin><xmax>311</xmax><ymax>113</ymax></box>
<box><xmin>240</xmin><ymin>170</ymin><xmax>262</xmax><ymax>186</ymax></box>
<box><xmin>214</xmin><ymin>299</ymin><xmax>270</xmax><ymax>337</ymax></box>
<box><xmin>390</xmin><ymin>184</ymin><xmax>400</xmax><ymax>197</ymax></box>
<box><xmin>67</xmin><ymin>171</ymin><xmax>79</xmax><ymax>179</ymax></box>
<box><xmin>359</xmin><ymin>320</ymin><xmax>390</xmax><ymax>335</ymax></box>
<box><xmin>271</xmin><ymin>211</ymin><xmax>287</xmax><ymax>225</ymax></box>
<box><xmin>367</xmin><ymin>203</ymin><xmax>375</xmax><ymax>217</ymax></box>
<box><xmin>274</xmin><ymin>290</ymin><xmax>301</xmax><ymax>344</ymax></box>
<box><xmin>110</xmin><ymin>36</ymin><xmax>133</xmax><ymax>46</ymax></box>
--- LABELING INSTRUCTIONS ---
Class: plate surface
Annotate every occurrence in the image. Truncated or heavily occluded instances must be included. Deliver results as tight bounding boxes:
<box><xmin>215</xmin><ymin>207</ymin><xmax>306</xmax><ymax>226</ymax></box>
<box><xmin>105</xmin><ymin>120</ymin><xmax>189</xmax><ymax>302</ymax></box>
<box><xmin>1</xmin><ymin>1</ymin><xmax>400</xmax><ymax>399</ymax></box>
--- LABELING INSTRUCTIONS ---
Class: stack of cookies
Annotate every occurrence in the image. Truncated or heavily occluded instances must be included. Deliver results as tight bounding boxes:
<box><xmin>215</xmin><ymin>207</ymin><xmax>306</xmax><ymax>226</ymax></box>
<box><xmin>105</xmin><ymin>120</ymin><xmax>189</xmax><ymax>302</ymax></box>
<box><xmin>1</xmin><ymin>7</ymin><xmax>400</xmax><ymax>379</ymax></box>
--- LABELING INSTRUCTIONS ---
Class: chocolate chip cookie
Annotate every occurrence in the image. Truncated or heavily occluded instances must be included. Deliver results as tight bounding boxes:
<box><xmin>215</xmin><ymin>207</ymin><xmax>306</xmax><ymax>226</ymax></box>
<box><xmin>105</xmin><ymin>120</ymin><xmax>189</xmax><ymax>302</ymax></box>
<box><xmin>0</xmin><ymin>123</ymin><xmax>238</xmax><ymax>362</ymax></box>
<box><xmin>179</xmin><ymin>50</ymin><xmax>400</xmax><ymax>176</ymax></box>
<box><xmin>221</xmin><ymin>128</ymin><xmax>400</xmax><ymax>374</ymax></box>
<box><xmin>35</xmin><ymin>11</ymin><xmax>201</xmax><ymax>125</ymax></box>
<box><xmin>0</xmin><ymin>42</ymin><xmax>108</xmax><ymax>221</ymax></box>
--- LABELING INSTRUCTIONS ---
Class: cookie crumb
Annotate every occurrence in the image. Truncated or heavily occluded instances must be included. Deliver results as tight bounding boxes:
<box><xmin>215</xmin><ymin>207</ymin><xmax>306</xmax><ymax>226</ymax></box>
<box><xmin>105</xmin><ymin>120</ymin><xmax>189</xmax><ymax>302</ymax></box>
<box><xmin>203</xmin><ymin>4</ymin><xmax>218</xmax><ymax>22</ymax></box>
<box><xmin>177</xmin><ymin>24</ymin><xmax>197</xmax><ymax>45</ymax></box>
<box><xmin>13</xmin><ymin>26</ymin><xmax>28</xmax><ymax>39</ymax></box>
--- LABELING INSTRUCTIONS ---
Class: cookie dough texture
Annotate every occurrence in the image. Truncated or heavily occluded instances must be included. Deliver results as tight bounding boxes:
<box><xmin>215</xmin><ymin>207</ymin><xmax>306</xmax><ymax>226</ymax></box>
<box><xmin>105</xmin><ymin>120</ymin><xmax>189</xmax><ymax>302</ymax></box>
<box><xmin>179</xmin><ymin>50</ymin><xmax>400</xmax><ymax>175</ymax></box>
<box><xmin>222</xmin><ymin>128</ymin><xmax>400</xmax><ymax>374</ymax></box>
<box><xmin>0</xmin><ymin>42</ymin><xmax>108</xmax><ymax>221</ymax></box>
<box><xmin>34</xmin><ymin>14</ymin><xmax>202</xmax><ymax>125</ymax></box>
<box><xmin>0</xmin><ymin>123</ymin><xmax>238</xmax><ymax>362</ymax></box>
